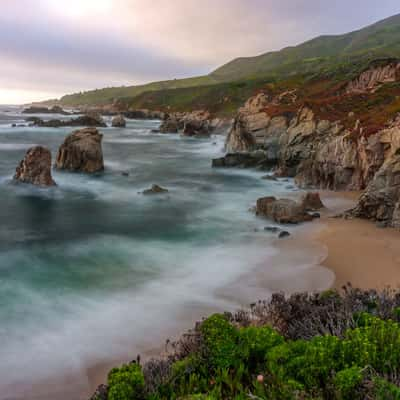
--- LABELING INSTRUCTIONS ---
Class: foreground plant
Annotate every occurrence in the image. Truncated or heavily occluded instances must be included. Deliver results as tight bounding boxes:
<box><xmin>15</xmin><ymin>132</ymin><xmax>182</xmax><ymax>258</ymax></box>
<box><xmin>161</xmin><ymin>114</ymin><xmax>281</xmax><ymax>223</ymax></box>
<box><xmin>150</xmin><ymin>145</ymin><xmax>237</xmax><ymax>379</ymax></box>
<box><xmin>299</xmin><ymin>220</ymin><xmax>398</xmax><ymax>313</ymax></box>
<box><xmin>90</xmin><ymin>286</ymin><xmax>400</xmax><ymax>400</ymax></box>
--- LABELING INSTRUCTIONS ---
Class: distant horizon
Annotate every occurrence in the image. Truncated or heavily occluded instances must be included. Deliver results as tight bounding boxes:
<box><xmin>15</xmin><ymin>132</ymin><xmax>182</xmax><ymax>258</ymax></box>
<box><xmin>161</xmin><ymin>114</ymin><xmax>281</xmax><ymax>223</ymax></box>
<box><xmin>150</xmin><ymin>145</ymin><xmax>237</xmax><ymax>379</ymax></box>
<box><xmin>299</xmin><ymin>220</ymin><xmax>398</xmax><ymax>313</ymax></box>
<box><xmin>1</xmin><ymin>0</ymin><xmax>399</xmax><ymax>104</ymax></box>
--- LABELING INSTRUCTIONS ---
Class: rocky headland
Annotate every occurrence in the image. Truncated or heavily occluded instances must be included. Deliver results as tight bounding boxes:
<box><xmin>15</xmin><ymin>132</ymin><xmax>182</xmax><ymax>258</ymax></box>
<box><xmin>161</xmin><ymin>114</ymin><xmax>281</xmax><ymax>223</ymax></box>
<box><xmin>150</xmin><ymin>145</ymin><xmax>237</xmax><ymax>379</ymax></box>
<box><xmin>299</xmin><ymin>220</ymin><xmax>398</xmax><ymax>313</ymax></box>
<box><xmin>214</xmin><ymin>59</ymin><xmax>400</xmax><ymax>228</ymax></box>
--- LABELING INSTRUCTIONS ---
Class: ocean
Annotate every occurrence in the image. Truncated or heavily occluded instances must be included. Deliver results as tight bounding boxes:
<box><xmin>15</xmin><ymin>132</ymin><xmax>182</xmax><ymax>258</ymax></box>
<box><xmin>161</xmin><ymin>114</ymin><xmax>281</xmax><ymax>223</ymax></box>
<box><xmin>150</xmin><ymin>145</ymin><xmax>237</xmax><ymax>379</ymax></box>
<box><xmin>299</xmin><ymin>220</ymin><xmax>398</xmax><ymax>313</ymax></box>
<box><xmin>0</xmin><ymin>106</ymin><xmax>333</xmax><ymax>399</ymax></box>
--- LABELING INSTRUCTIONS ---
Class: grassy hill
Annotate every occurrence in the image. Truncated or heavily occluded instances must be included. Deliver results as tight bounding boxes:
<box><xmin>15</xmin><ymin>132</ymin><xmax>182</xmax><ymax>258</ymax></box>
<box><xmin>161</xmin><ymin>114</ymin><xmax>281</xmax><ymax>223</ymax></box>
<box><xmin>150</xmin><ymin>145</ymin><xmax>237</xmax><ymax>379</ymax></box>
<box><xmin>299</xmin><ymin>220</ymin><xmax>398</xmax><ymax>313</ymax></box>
<box><xmin>58</xmin><ymin>13</ymin><xmax>400</xmax><ymax>109</ymax></box>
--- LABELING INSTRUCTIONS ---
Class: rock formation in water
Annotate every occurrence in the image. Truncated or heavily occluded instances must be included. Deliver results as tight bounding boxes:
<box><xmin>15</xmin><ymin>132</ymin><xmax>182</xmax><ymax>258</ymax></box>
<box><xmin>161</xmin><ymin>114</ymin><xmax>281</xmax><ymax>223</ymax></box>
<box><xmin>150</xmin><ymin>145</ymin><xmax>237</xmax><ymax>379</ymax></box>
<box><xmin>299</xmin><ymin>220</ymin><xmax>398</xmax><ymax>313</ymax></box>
<box><xmin>159</xmin><ymin>110</ymin><xmax>229</xmax><ymax>136</ymax></box>
<box><xmin>54</xmin><ymin>127</ymin><xmax>104</xmax><ymax>173</ymax></box>
<box><xmin>14</xmin><ymin>146</ymin><xmax>56</xmax><ymax>186</ymax></box>
<box><xmin>22</xmin><ymin>105</ymin><xmax>69</xmax><ymax>115</ymax></box>
<box><xmin>27</xmin><ymin>114</ymin><xmax>107</xmax><ymax>128</ymax></box>
<box><xmin>142</xmin><ymin>184</ymin><xmax>169</xmax><ymax>195</ymax></box>
<box><xmin>111</xmin><ymin>115</ymin><xmax>126</xmax><ymax>128</ymax></box>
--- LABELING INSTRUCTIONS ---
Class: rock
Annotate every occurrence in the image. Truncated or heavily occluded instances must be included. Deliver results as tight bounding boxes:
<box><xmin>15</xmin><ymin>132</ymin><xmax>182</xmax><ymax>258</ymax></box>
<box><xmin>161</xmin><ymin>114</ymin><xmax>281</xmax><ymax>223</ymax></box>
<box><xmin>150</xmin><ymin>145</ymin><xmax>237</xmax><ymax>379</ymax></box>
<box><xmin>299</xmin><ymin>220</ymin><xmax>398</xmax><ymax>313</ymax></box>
<box><xmin>124</xmin><ymin>110</ymin><xmax>165</xmax><ymax>120</ymax></box>
<box><xmin>311</xmin><ymin>212</ymin><xmax>321</xmax><ymax>219</ymax></box>
<box><xmin>346</xmin><ymin>61</ymin><xmax>400</xmax><ymax>94</ymax></box>
<box><xmin>11</xmin><ymin>124</ymin><xmax>16</xmax><ymax>128</ymax></box>
<box><xmin>112</xmin><ymin>115</ymin><xmax>126</xmax><ymax>128</ymax></box>
<box><xmin>26</xmin><ymin>114</ymin><xmax>107</xmax><ymax>128</ymax></box>
<box><xmin>142</xmin><ymin>184</ymin><xmax>169</xmax><ymax>195</ymax></box>
<box><xmin>183</xmin><ymin>120</ymin><xmax>210</xmax><ymax>137</ymax></box>
<box><xmin>55</xmin><ymin>127</ymin><xmax>104</xmax><ymax>173</ymax></box>
<box><xmin>212</xmin><ymin>151</ymin><xmax>274</xmax><ymax>169</ymax></box>
<box><xmin>70</xmin><ymin>114</ymin><xmax>107</xmax><ymax>127</ymax></box>
<box><xmin>22</xmin><ymin>105</ymin><xmax>69</xmax><ymax>114</ymax></box>
<box><xmin>264</xmin><ymin>226</ymin><xmax>280</xmax><ymax>233</ymax></box>
<box><xmin>262</xmin><ymin>175</ymin><xmax>278</xmax><ymax>181</ymax></box>
<box><xmin>279</xmin><ymin>231</ymin><xmax>291</xmax><ymax>239</ymax></box>
<box><xmin>301</xmin><ymin>192</ymin><xmax>324</xmax><ymax>211</ymax></box>
<box><xmin>256</xmin><ymin>196</ymin><xmax>312</xmax><ymax>224</ymax></box>
<box><xmin>121</xmin><ymin>171</ymin><xmax>130</xmax><ymax>177</ymax></box>
<box><xmin>159</xmin><ymin>116</ymin><xmax>180</xmax><ymax>133</ymax></box>
<box><xmin>14</xmin><ymin>146</ymin><xmax>56</xmax><ymax>186</ymax></box>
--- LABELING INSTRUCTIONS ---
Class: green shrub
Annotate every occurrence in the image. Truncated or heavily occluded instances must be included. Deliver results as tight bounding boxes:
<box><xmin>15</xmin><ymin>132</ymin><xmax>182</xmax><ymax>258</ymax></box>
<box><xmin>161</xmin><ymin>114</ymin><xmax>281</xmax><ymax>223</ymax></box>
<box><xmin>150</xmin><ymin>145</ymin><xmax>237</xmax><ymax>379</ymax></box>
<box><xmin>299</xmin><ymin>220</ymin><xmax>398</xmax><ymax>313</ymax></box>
<box><xmin>372</xmin><ymin>377</ymin><xmax>400</xmax><ymax>400</ymax></box>
<box><xmin>107</xmin><ymin>363</ymin><xmax>145</xmax><ymax>400</ymax></box>
<box><xmin>239</xmin><ymin>326</ymin><xmax>284</xmax><ymax>366</ymax></box>
<box><xmin>333</xmin><ymin>366</ymin><xmax>363</xmax><ymax>399</ymax></box>
<box><xmin>200</xmin><ymin>314</ymin><xmax>239</xmax><ymax>370</ymax></box>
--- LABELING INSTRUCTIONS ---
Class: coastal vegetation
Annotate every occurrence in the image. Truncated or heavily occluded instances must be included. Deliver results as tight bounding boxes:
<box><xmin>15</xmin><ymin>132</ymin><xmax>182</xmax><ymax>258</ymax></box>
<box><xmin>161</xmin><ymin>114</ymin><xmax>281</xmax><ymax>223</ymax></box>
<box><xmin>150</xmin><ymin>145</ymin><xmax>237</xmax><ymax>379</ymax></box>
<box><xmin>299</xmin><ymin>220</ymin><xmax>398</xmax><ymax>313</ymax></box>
<box><xmin>92</xmin><ymin>287</ymin><xmax>400</xmax><ymax>400</ymax></box>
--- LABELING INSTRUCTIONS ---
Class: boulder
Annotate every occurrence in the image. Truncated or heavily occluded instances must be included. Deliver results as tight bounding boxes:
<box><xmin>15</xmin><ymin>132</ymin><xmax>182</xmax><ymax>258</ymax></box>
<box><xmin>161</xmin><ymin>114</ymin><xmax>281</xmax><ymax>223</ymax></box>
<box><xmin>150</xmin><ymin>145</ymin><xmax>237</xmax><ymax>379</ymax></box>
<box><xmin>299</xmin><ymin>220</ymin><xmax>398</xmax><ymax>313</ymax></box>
<box><xmin>14</xmin><ymin>146</ymin><xmax>56</xmax><ymax>186</ymax></box>
<box><xmin>55</xmin><ymin>127</ymin><xmax>104</xmax><ymax>173</ymax></box>
<box><xmin>112</xmin><ymin>115</ymin><xmax>126</xmax><ymax>128</ymax></box>
<box><xmin>142</xmin><ymin>184</ymin><xmax>169</xmax><ymax>195</ymax></box>
<box><xmin>159</xmin><ymin>117</ymin><xmax>180</xmax><ymax>133</ymax></box>
<box><xmin>256</xmin><ymin>196</ymin><xmax>312</xmax><ymax>224</ymax></box>
<box><xmin>183</xmin><ymin>120</ymin><xmax>210</xmax><ymax>137</ymax></box>
<box><xmin>301</xmin><ymin>192</ymin><xmax>325</xmax><ymax>211</ymax></box>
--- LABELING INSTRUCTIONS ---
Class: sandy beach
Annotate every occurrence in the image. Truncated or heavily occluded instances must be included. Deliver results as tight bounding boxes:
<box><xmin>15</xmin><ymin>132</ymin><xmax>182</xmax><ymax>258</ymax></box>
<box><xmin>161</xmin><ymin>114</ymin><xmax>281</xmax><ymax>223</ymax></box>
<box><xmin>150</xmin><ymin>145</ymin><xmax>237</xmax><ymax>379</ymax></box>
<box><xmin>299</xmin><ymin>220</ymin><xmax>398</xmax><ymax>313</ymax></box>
<box><xmin>314</xmin><ymin>192</ymin><xmax>400</xmax><ymax>290</ymax></box>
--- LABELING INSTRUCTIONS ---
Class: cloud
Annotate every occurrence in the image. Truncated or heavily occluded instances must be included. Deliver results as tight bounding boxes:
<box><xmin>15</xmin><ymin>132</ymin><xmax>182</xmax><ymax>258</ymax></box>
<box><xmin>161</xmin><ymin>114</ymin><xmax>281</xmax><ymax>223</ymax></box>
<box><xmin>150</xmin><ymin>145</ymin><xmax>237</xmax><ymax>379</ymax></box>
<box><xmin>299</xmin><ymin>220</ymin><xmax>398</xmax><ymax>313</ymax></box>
<box><xmin>0</xmin><ymin>0</ymin><xmax>399</xmax><ymax>103</ymax></box>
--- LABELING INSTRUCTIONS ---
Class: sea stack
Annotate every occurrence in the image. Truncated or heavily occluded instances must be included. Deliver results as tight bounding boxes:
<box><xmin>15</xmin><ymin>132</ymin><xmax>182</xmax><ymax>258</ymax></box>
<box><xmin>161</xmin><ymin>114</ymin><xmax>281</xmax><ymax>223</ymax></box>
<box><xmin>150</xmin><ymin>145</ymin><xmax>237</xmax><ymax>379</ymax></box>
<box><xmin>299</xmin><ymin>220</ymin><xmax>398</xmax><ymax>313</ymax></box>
<box><xmin>14</xmin><ymin>146</ymin><xmax>56</xmax><ymax>186</ymax></box>
<box><xmin>55</xmin><ymin>127</ymin><xmax>104</xmax><ymax>173</ymax></box>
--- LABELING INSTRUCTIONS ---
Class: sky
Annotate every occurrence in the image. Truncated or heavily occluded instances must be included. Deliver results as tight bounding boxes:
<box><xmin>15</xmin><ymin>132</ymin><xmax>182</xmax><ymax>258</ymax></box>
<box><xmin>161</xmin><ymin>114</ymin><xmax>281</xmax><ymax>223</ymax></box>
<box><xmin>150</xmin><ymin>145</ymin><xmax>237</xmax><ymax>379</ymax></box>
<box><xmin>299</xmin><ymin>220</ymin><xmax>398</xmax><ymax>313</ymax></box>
<box><xmin>0</xmin><ymin>0</ymin><xmax>399</xmax><ymax>104</ymax></box>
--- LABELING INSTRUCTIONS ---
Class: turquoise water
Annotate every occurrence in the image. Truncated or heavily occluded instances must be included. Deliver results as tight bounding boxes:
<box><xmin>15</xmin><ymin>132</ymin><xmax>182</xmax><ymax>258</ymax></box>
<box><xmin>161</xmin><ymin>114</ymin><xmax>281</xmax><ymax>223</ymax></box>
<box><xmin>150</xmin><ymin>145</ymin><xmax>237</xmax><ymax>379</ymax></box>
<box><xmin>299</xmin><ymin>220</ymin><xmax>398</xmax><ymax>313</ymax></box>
<box><xmin>0</xmin><ymin>107</ymin><xmax>331</xmax><ymax>398</ymax></box>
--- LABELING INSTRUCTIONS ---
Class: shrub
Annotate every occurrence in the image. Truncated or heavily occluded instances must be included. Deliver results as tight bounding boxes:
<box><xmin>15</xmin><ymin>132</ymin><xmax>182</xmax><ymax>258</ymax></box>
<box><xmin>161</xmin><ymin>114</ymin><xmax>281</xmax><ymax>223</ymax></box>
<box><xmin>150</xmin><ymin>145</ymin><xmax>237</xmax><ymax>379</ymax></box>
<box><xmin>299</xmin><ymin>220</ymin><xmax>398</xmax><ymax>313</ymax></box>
<box><xmin>239</xmin><ymin>326</ymin><xmax>284</xmax><ymax>366</ymax></box>
<box><xmin>333</xmin><ymin>366</ymin><xmax>364</xmax><ymax>399</ymax></box>
<box><xmin>107</xmin><ymin>363</ymin><xmax>145</xmax><ymax>400</ymax></box>
<box><xmin>372</xmin><ymin>377</ymin><xmax>400</xmax><ymax>400</ymax></box>
<box><xmin>200</xmin><ymin>314</ymin><xmax>239</xmax><ymax>370</ymax></box>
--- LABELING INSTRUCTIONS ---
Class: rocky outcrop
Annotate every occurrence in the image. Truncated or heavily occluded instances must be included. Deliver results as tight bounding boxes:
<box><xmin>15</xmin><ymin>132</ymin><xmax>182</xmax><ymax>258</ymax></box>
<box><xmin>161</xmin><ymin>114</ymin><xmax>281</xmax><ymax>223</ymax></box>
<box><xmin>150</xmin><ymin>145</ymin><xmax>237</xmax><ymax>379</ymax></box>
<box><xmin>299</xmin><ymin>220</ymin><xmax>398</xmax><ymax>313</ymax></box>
<box><xmin>212</xmin><ymin>150</ymin><xmax>276</xmax><ymax>169</ymax></box>
<box><xmin>159</xmin><ymin>110</ymin><xmax>227</xmax><ymax>137</ymax></box>
<box><xmin>14</xmin><ymin>146</ymin><xmax>56</xmax><ymax>186</ymax></box>
<box><xmin>125</xmin><ymin>110</ymin><xmax>165</xmax><ymax>120</ymax></box>
<box><xmin>346</xmin><ymin>61</ymin><xmax>400</xmax><ymax>94</ymax></box>
<box><xmin>142</xmin><ymin>184</ymin><xmax>169</xmax><ymax>195</ymax></box>
<box><xmin>112</xmin><ymin>115</ymin><xmax>126</xmax><ymax>128</ymax></box>
<box><xmin>22</xmin><ymin>105</ymin><xmax>69</xmax><ymax>115</ymax></box>
<box><xmin>55</xmin><ymin>128</ymin><xmax>104</xmax><ymax>173</ymax></box>
<box><xmin>351</xmin><ymin>115</ymin><xmax>400</xmax><ymax>227</ymax></box>
<box><xmin>256</xmin><ymin>196</ymin><xmax>313</xmax><ymax>224</ymax></box>
<box><xmin>226</xmin><ymin>93</ymin><xmax>289</xmax><ymax>153</ymax></box>
<box><xmin>27</xmin><ymin>114</ymin><xmax>107</xmax><ymax>128</ymax></box>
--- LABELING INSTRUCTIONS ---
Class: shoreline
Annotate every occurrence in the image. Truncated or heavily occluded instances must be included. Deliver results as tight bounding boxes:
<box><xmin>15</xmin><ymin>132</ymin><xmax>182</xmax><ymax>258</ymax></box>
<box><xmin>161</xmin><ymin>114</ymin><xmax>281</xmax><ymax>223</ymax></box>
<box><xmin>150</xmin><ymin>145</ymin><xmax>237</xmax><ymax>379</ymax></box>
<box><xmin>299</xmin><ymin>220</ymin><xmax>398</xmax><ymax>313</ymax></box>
<box><xmin>11</xmin><ymin>190</ymin><xmax>400</xmax><ymax>400</ymax></box>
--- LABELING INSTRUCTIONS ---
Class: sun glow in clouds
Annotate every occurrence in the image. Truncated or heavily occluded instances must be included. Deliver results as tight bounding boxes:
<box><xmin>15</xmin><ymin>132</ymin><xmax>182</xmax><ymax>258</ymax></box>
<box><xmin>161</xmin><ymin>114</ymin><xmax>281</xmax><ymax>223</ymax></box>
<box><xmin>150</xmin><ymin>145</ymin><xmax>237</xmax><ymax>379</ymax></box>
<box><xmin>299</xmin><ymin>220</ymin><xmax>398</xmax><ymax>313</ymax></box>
<box><xmin>44</xmin><ymin>0</ymin><xmax>112</xmax><ymax>19</ymax></box>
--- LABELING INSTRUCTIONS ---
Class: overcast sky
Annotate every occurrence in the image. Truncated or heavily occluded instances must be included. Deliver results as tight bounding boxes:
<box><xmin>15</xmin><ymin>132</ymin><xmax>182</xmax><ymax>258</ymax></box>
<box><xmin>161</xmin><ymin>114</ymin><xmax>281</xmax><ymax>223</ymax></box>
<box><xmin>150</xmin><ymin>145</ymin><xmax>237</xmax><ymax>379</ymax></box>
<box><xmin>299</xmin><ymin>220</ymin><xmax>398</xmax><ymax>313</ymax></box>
<box><xmin>0</xmin><ymin>0</ymin><xmax>399</xmax><ymax>104</ymax></box>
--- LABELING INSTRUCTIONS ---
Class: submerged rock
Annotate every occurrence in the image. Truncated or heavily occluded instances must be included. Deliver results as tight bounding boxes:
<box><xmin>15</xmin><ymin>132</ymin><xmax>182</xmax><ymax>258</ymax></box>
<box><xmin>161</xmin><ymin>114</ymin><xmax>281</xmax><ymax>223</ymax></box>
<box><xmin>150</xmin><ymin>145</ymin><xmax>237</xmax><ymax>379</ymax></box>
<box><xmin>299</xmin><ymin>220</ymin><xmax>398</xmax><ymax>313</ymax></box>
<box><xmin>112</xmin><ymin>115</ymin><xmax>126</xmax><ymax>128</ymax></box>
<box><xmin>55</xmin><ymin>127</ymin><xmax>104</xmax><ymax>173</ymax></box>
<box><xmin>279</xmin><ymin>231</ymin><xmax>291</xmax><ymax>239</ymax></box>
<box><xmin>142</xmin><ymin>184</ymin><xmax>169</xmax><ymax>195</ymax></box>
<box><xmin>14</xmin><ymin>146</ymin><xmax>56</xmax><ymax>186</ymax></box>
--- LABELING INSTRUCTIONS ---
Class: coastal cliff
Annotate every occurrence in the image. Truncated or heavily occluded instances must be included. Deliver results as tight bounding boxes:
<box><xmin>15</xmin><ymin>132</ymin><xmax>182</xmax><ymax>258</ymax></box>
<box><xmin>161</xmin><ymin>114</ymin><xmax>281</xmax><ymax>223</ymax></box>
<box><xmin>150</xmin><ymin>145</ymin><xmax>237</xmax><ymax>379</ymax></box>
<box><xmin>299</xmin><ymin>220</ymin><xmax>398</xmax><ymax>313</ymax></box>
<box><xmin>223</xmin><ymin>60</ymin><xmax>400</xmax><ymax>227</ymax></box>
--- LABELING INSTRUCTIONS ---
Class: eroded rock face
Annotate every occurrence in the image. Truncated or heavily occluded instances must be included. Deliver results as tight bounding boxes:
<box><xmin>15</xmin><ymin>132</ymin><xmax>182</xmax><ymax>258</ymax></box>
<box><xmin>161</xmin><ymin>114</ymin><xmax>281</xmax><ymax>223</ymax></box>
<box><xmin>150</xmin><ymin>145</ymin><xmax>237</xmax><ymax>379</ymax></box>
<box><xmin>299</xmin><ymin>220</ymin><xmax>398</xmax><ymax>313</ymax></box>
<box><xmin>346</xmin><ymin>61</ymin><xmax>400</xmax><ymax>94</ymax></box>
<box><xmin>14</xmin><ymin>146</ymin><xmax>56</xmax><ymax>186</ymax></box>
<box><xmin>256</xmin><ymin>196</ymin><xmax>312</xmax><ymax>224</ymax></box>
<box><xmin>112</xmin><ymin>115</ymin><xmax>126</xmax><ymax>127</ymax></box>
<box><xmin>225</xmin><ymin>93</ymin><xmax>289</xmax><ymax>153</ymax></box>
<box><xmin>55</xmin><ymin>128</ymin><xmax>104</xmax><ymax>173</ymax></box>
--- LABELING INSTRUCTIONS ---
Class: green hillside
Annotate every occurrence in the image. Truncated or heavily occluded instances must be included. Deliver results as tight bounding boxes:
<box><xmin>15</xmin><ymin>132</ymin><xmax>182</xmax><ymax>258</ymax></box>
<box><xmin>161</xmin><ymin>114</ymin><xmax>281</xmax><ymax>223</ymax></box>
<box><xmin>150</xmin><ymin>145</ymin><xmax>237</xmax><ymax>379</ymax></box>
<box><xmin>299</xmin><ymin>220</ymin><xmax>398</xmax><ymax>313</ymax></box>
<box><xmin>58</xmin><ymin>13</ymin><xmax>400</xmax><ymax>108</ymax></box>
<box><xmin>211</xmin><ymin>13</ymin><xmax>400</xmax><ymax>81</ymax></box>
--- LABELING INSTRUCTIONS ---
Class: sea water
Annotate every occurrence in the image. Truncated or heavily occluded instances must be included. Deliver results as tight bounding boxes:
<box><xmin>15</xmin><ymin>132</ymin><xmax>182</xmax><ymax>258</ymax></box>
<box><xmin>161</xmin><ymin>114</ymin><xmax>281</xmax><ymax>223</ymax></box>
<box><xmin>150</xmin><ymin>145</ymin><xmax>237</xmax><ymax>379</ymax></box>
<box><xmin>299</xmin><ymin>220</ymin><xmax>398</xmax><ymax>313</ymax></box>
<box><xmin>0</xmin><ymin>106</ymin><xmax>333</xmax><ymax>399</ymax></box>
